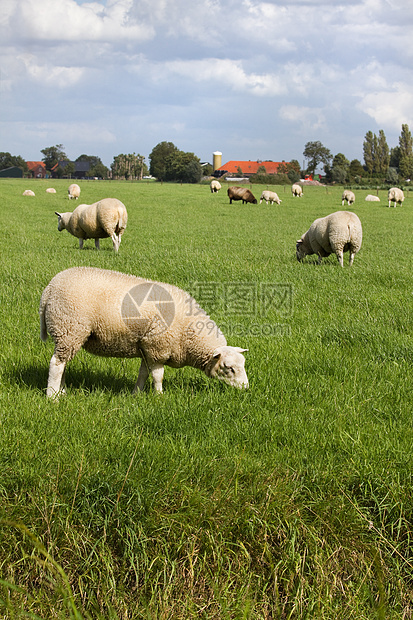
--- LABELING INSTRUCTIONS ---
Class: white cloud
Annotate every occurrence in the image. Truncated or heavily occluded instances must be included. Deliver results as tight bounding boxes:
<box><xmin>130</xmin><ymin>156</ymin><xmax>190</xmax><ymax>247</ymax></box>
<box><xmin>2</xmin><ymin>0</ymin><xmax>154</xmax><ymax>44</ymax></box>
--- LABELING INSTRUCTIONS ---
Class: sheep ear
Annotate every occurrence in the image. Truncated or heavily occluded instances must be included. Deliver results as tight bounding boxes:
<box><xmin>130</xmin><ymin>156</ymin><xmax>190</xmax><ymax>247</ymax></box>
<box><xmin>212</xmin><ymin>348</ymin><xmax>222</xmax><ymax>360</ymax></box>
<box><xmin>55</xmin><ymin>211</ymin><xmax>61</xmax><ymax>217</ymax></box>
<box><xmin>235</xmin><ymin>347</ymin><xmax>248</xmax><ymax>354</ymax></box>
<box><xmin>296</xmin><ymin>239</ymin><xmax>302</xmax><ymax>244</ymax></box>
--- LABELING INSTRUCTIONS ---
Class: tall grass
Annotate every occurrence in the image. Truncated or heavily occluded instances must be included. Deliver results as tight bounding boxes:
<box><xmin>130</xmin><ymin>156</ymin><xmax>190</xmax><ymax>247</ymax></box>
<box><xmin>0</xmin><ymin>178</ymin><xmax>412</xmax><ymax>618</ymax></box>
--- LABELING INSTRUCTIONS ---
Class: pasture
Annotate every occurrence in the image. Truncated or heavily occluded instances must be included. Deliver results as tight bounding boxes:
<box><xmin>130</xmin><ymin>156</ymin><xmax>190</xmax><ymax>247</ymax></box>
<box><xmin>0</xmin><ymin>178</ymin><xmax>412</xmax><ymax>619</ymax></box>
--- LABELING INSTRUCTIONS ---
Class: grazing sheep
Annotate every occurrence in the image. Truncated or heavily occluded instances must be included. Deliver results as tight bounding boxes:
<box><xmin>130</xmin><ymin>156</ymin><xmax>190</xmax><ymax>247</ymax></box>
<box><xmin>23</xmin><ymin>190</ymin><xmax>35</xmax><ymax>196</ymax></box>
<box><xmin>296</xmin><ymin>210</ymin><xmax>362</xmax><ymax>267</ymax></box>
<box><xmin>260</xmin><ymin>190</ymin><xmax>282</xmax><ymax>205</ymax></box>
<box><xmin>227</xmin><ymin>186</ymin><xmax>257</xmax><ymax>204</ymax></box>
<box><xmin>291</xmin><ymin>184</ymin><xmax>303</xmax><ymax>197</ymax></box>
<box><xmin>55</xmin><ymin>198</ymin><xmax>128</xmax><ymax>251</ymax></box>
<box><xmin>46</xmin><ymin>188</ymin><xmax>56</xmax><ymax>194</ymax></box>
<box><xmin>341</xmin><ymin>190</ymin><xmax>355</xmax><ymax>206</ymax></box>
<box><xmin>68</xmin><ymin>183</ymin><xmax>81</xmax><ymax>200</ymax></box>
<box><xmin>388</xmin><ymin>187</ymin><xmax>404</xmax><ymax>207</ymax></box>
<box><xmin>210</xmin><ymin>180</ymin><xmax>222</xmax><ymax>193</ymax></box>
<box><xmin>365</xmin><ymin>194</ymin><xmax>380</xmax><ymax>202</ymax></box>
<box><xmin>40</xmin><ymin>267</ymin><xmax>249</xmax><ymax>396</ymax></box>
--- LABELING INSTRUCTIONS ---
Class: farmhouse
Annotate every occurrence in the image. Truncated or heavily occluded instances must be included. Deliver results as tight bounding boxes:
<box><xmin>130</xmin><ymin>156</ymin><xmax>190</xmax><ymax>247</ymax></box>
<box><xmin>214</xmin><ymin>160</ymin><xmax>289</xmax><ymax>178</ymax></box>
<box><xmin>27</xmin><ymin>161</ymin><xmax>47</xmax><ymax>178</ymax></box>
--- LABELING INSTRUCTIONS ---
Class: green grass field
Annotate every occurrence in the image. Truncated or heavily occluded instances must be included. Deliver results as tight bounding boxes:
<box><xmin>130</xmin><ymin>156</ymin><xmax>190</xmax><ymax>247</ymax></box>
<box><xmin>0</xmin><ymin>178</ymin><xmax>412</xmax><ymax>619</ymax></box>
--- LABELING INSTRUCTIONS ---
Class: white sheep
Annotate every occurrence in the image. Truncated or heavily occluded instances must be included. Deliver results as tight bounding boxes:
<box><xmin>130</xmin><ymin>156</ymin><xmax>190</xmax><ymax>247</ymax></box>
<box><xmin>296</xmin><ymin>210</ymin><xmax>362</xmax><ymax>267</ymax></box>
<box><xmin>23</xmin><ymin>190</ymin><xmax>35</xmax><ymax>196</ymax></box>
<box><xmin>365</xmin><ymin>194</ymin><xmax>380</xmax><ymax>202</ymax></box>
<box><xmin>55</xmin><ymin>198</ymin><xmax>128</xmax><ymax>251</ymax></box>
<box><xmin>68</xmin><ymin>183</ymin><xmax>81</xmax><ymax>200</ymax></box>
<box><xmin>46</xmin><ymin>188</ymin><xmax>56</xmax><ymax>194</ymax></box>
<box><xmin>341</xmin><ymin>190</ymin><xmax>355</xmax><ymax>206</ymax></box>
<box><xmin>210</xmin><ymin>180</ymin><xmax>222</xmax><ymax>193</ymax></box>
<box><xmin>259</xmin><ymin>190</ymin><xmax>282</xmax><ymax>205</ymax></box>
<box><xmin>40</xmin><ymin>267</ymin><xmax>249</xmax><ymax>396</ymax></box>
<box><xmin>388</xmin><ymin>187</ymin><xmax>404</xmax><ymax>207</ymax></box>
<box><xmin>291</xmin><ymin>184</ymin><xmax>303</xmax><ymax>197</ymax></box>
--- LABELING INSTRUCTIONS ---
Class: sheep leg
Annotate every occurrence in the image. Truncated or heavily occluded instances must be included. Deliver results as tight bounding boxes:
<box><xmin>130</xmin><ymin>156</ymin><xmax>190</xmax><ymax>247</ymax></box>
<box><xmin>95</xmin><ymin>238</ymin><xmax>100</xmax><ymax>250</ymax></box>
<box><xmin>111</xmin><ymin>232</ymin><xmax>119</xmax><ymax>252</ymax></box>
<box><xmin>46</xmin><ymin>354</ymin><xmax>67</xmax><ymax>398</ymax></box>
<box><xmin>151</xmin><ymin>364</ymin><xmax>165</xmax><ymax>393</ymax></box>
<box><xmin>78</xmin><ymin>239</ymin><xmax>84</xmax><ymax>249</ymax></box>
<box><xmin>349</xmin><ymin>250</ymin><xmax>356</xmax><ymax>266</ymax></box>
<box><xmin>133</xmin><ymin>360</ymin><xmax>149</xmax><ymax>393</ymax></box>
<box><xmin>336</xmin><ymin>250</ymin><xmax>344</xmax><ymax>267</ymax></box>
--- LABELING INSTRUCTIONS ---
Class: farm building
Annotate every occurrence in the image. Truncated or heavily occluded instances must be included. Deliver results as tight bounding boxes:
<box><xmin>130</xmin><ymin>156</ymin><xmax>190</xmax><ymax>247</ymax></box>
<box><xmin>52</xmin><ymin>160</ymin><xmax>92</xmax><ymax>179</ymax></box>
<box><xmin>27</xmin><ymin>161</ymin><xmax>47</xmax><ymax>178</ymax></box>
<box><xmin>214</xmin><ymin>160</ymin><xmax>289</xmax><ymax>178</ymax></box>
<box><xmin>0</xmin><ymin>166</ymin><xmax>23</xmax><ymax>178</ymax></box>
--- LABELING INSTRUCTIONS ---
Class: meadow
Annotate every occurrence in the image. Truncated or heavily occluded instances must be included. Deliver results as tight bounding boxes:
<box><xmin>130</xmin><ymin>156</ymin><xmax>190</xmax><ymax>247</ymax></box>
<box><xmin>0</xmin><ymin>177</ymin><xmax>412</xmax><ymax>619</ymax></box>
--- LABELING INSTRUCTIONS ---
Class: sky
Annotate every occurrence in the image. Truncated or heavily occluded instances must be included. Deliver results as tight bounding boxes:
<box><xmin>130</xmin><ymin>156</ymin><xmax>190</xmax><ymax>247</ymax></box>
<box><xmin>1</xmin><ymin>0</ymin><xmax>413</xmax><ymax>169</ymax></box>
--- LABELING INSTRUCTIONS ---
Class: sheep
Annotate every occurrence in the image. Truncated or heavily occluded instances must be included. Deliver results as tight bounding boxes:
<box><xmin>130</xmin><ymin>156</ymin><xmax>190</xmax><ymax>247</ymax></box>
<box><xmin>227</xmin><ymin>186</ymin><xmax>257</xmax><ymax>204</ymax></box>
<box><xmin>40</xmin><ymin>267</ymin><xmax>249</xmax><ymax>397</ymax></box>
<box><xmin>388</xmin><ymin>187</ymin><xmax>404</xmax><ymax>207</ymax></box>
<box><xmin>23</xmin><ymin>190</ymin><xmax>35</xmax><ymax>196</ymax></box>
<box><xmin>46</xmin><ymin>188</ymin><xmax>56</xmax><ymax>194</ymax></box>
<box><xmin>210</xmin><ymin>180</ymin><xmax>222</xmax><ymax>193</ymax></box>
<box><xmin>291</xmin><ymin>184</ymin><xmax>303</xmax><ymax>197</ymax></box>
<box><xmin>341</xmin><ymin>190</ymin><xmax>355</xmax><ymax>206</ymax></box>
<box><xmin>260</xmin><ymin>190</ymin><xmax>282</xmax><ymax>205</ymax></box>
<box><xmin>296</xmin><ymin>210</ymin><xmax>362</xmax><ymax>267</ymax></box>
<box><xmin>55</xmin><ymin>198</ymin><xmax>128</xmax><ymax>252</ymax></box>
<box><xmin>68</xmin><ymin>183</ymin><xmax>81</xmax><ymax>200</ymax></box>
<box><xmin>365</xmin><ymin>194</ymin><xmax>380</xmax><ymax>202</ymax></box>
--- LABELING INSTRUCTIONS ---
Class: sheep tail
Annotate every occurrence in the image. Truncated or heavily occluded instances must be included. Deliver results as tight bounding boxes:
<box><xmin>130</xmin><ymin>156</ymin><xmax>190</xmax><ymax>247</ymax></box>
<box><xmin>39</xmin><ymin>298</ymin><xmax>48</xmax><ymax>342</ymax></box>
<box><xmin>116</xmin><ymin>206</ymin><xmax>126</xmax><ymax>233</ymax></box>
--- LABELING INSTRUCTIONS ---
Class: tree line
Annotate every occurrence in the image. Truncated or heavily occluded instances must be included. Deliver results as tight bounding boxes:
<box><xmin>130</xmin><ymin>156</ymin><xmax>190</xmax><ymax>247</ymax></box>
<box><xmin>2</xmin><ymin>124</ymin><xmax>413</xmax><ymax>184</ymax></box>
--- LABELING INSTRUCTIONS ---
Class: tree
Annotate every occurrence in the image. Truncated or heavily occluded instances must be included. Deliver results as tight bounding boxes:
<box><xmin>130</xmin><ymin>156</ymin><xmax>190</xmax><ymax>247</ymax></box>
<box><xmin>0</xmin><ymin>152</ymin><xmax>28</xmax><ymax>173</ymax></box>
<box><xmin>376</xmin><ymin>130</ymin><xmax>389</xmax><ymax>176</ymax></box>
<box><xmin>41</xmin><ymin>144</ymin><xmax>67</xmax><ymax>171</ymax></box>
<box><xmin>386</xmin><ymin>167</ymin><xmax>399</xmax><ymax>184</ymax></box>
<box><xmin>363</xmin><ymin>131</ymin><xmax>374</xmax><ymax>176</ymax></box>
<box><xmin>303</xmin><ymin>141</ymin><xmax>332</xmax><ymax>176</ymax></box>
<box><xmin>149</xmin><ymin>142</ymin><xmax>178</xmax><ymax>180</ymax></box>
<box><xmin>349</xmin><ymin>159</ymin><xmax>365</xmax><ymax>179</ymax></box>
<box><xmin>63</xmin><ymin>161</ymin><xmax>76</xmax><ymax>178</ymax></box>
<box><xmin>398</xmin><ymin>124</ymin><xmax>413</xmax><ymax>179</ymax></box>
<box><xmin>89</xmin><ymin>162</ymin><xmax>109</xmax><ymax>179</ymax></box>
<box><xmin>111</xmin><ymin>153</ymin><xmax>146</xmax><ymax>180</ymax></box>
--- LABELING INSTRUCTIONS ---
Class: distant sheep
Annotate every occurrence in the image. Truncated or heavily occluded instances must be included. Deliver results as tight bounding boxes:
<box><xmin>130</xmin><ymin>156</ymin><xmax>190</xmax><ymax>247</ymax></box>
<box><xmin>68</xmin><ymin>183</ymin><xmax>81</xmax><ymax>200</ymax></box>
<box><xmin>40</xmin><ymin>267</ymin><xmax>249</xmax><ymax>396</ymax></box>
<box><xmin>291</xmin><ymin>184</ymin><xmax>303</xmax><ymax>197</ymax></box>
<box><xmin>365</xmin><ymin>194</ymin><xmax>380</xmax><ymax>202</ymax></box>
<box><xmin>341</xmin><ymin>190</ymin><xmax>355</xmax><ymax>206</ymax></box>
<box><xmin>23</xmin><ymin>190</ymin><xmax>35</xmax><ymax>196</ymax></box>
<box><xmin>210</xmin><ymin>180</ymin><xmax>222</xmax><ymax>193</ymax></box>
<box><xmin>46</xmin><ymin>188</ymin><xmax>56</xmax><ymax>194</ymax></box>
<box><xmin>227</xmin><ymin>186</ymin><xmax>257</xmax><ymax>204</ymax></box>
<box><xmin>388</xmin><ymin>187</ymin><xmax>404</xmax><ymax>207</ymax></box>
<box><xmin>260</xmin><ymin>190</ymin><xmax>281</xmax><ymax>205</ymax></box>
<box><xmin>55</xmin><ymin>198</ymin><xmax>128</xmax><ymax>251</ymax></box>
<box><xmin>296</xmin><ymin>210</ymin><xmax>362</xmax><ymax>267</ymax></box>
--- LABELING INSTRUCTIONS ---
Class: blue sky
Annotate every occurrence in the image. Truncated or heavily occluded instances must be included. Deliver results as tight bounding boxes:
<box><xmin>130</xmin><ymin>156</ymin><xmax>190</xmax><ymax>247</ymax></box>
<box><xmin>1</xmin><ymin>0</ymin><xmax>413</xmax><ymax>168</ymax></box>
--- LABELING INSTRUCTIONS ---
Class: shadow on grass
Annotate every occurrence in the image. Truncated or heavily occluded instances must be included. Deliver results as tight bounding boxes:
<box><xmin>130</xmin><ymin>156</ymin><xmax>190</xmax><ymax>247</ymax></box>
<box><xmin>7</xmin><ymin>362</ymin><xmax>224</xmax><ymax>396</ymax></box>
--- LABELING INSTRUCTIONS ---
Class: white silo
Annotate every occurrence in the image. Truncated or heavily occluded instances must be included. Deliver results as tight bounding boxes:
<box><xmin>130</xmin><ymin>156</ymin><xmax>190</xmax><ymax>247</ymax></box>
<box><xmin>213</xmin><ymin>151</ymin><xmax>222</xmax><ymax>172</ymax></box>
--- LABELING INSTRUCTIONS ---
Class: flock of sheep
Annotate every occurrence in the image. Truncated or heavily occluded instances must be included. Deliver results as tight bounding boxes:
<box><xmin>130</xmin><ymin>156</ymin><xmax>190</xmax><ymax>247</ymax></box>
<box><xmin>29</xmin><ymin>180</ymin><xmax>405</xmax><ymax>397</ymax></box>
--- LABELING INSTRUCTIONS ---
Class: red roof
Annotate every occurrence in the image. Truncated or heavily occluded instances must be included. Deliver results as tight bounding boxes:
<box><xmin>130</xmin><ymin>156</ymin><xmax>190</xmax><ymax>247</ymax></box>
<box><xmin>217</xmin><ymin>160</ymin><xmax>287</xmax><ymax>175</ymax></box>
<box><xmin>27</xmin><ymin>161</ymin><xmax>46</xmax><ymax>171</ymax></box>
